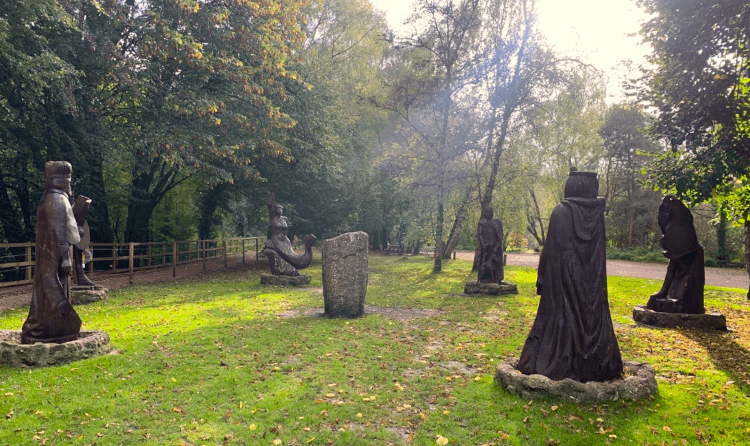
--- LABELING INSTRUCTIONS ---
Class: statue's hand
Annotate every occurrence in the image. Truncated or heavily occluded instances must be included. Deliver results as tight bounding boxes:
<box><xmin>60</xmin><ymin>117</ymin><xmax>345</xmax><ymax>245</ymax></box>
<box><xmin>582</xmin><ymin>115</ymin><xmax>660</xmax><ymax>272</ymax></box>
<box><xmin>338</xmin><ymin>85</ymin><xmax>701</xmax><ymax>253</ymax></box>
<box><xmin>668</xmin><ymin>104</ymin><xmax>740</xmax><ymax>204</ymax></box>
<box><xmin>61</xmin><ymin>253</ymin><xmax>72</xmax><ymax>276</ymax></box>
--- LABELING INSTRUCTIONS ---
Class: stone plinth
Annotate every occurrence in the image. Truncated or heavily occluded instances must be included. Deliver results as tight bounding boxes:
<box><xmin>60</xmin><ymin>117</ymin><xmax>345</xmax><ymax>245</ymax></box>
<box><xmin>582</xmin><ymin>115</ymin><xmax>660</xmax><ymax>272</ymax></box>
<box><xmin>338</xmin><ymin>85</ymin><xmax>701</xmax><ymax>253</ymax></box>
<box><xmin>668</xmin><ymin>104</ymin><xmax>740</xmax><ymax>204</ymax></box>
<box><xmin>632</xmin><ymin>305</ymin><xmax>727</xmax><ymax>331</ymax></box>
<box><xmin>464</xmin><ymin>281</ymin><xmax>518</xmax><ymax>296</ymax></box>
<box><xmin>260</xmin><ymin>273</ymin><xmax>311</xmax><ymax>286</ymax></box>
<box><xmin>70</xmin><ymin>286</ymin><xmax>109</xmax><ymax>305</ymax></box>
<box><xmin>0</xmin><ymin>330</ymin><xmax>111</xmax><ymax>367</ymax></box>
<box><xmin>495</xmin><ymin>357</ymin><xmax>658</xmax><ymax>403</ymax></box>
<box><xmin>322</xmin><ymin>232</ymin><xmax>368</xmax><ymax>318</ymax></box>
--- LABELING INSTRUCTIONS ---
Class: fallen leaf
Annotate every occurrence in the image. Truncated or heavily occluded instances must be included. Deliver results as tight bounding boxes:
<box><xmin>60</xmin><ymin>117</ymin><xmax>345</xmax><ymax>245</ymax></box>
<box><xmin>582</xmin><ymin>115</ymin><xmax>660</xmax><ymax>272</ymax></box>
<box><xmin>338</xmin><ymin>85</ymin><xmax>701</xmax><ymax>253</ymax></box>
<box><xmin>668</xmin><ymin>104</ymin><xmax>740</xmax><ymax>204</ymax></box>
<box><xmin>436</xmin><ymin>435</ymin><xmax>449</xmax><ymax>445</ymax></box>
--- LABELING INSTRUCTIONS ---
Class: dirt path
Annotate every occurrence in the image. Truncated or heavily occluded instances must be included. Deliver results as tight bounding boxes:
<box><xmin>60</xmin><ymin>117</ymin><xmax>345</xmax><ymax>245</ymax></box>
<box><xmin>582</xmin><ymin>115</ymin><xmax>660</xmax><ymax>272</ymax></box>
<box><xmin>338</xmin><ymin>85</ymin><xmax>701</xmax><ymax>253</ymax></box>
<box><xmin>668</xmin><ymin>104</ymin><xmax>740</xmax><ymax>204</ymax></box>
<box><xmin>2</xmin><ymin>251</ymin><xmax>747</xmax><ymax>315</ymax></box>
<box><xmin>0</xmin><ymin>255</ymin><xmax>265</xmax><ymax>314</ymax></box>
<box><xmin>455</xmin><ymin>251</ymin><xmax>749</xmax><ymax>290</ymax></box>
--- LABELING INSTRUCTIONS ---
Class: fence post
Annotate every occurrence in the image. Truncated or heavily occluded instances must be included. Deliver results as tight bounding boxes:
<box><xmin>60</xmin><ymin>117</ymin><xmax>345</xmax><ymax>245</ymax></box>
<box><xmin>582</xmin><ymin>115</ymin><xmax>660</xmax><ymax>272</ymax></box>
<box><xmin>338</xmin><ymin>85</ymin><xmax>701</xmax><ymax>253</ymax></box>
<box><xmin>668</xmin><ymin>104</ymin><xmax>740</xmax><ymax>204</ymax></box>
<box><xmin>88</xmin><ymin>243</ymin><xmax>94</xmax><ymax>274</ymax></box>
<box><xmin>25</xmin><ymin>242</ymin><xmax>32</xmax><ymax>281</ymax></box>
<box><xmin>242</xmin><ymin>239</ymin><xmax>245</xmax><ymax>264</ymax></box>
<box><xmin>112</xmin><ymin>244</ymin><xmax>117</xmax><ymax>271</ymax></box>
<box><xmin>128</xmin><ymin>242</ymin><xmax>134</xmax><ymax>280</ymax></box>
<box><xmin>223</xmin><ymin>239</ymin><xmax>227</xmax><ymax>269</ymax></box>
<box><xmin>173</xmin><ymin>241</ymin><xmax>177</xmax><ymax>278</ymax></box>
<box><xmin>202</xmin><ymin>240</ymin><xmax>206</xmax><ymax>273</ymax></box>
<box><xmin>147</xmin><ymin>242</ymin><xmax>152</xmax><ymax>267</ymax></box>
<box><xmin>255</xmin><ymin>238</ymin><xmax>259</xmax><ymax>261</ymax></box>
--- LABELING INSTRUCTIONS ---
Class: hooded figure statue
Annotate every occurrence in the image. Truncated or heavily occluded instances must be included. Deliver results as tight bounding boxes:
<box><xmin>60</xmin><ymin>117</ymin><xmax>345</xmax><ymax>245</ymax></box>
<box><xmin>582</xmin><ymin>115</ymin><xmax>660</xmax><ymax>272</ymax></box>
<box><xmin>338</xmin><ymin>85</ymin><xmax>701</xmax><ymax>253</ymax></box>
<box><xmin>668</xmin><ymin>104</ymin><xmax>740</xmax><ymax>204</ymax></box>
<box><xmin>517</xmin><ymin>169</ymin><xmax>623</xmax><ymax>382</ymax></box>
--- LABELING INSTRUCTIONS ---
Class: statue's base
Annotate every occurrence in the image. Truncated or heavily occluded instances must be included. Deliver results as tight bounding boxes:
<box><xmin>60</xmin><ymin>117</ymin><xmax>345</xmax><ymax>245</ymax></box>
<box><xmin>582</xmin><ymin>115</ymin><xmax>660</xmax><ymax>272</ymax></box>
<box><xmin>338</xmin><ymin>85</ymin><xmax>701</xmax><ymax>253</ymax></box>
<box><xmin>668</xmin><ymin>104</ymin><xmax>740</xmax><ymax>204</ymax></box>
<box><xmin>71</xmin><ymin>286</ymin><xmax>108</xmax><ymax>305</ymax></box>
<box><xmin>632</xmin><ymin>305</ymin><xmax>727</xmax><ymax>330</ymax></box>
<box><xmin>495</xmin><ymin>357</ymin><xmax>657</xmax><ymax>403</ymax></box>
<box><xmin>464</xmin><ymin>281</ymin><xmax>518</xmax><ymax>296</ymax></box>
<box><xmin>261</xmin><ymin>273</ymin><xmax>311</xmax><ymax>286</ymax></box>
<box><xmin>0</xmin><ymin>330</ymin><xmax>111</xmax><ymax>367</ymax></box>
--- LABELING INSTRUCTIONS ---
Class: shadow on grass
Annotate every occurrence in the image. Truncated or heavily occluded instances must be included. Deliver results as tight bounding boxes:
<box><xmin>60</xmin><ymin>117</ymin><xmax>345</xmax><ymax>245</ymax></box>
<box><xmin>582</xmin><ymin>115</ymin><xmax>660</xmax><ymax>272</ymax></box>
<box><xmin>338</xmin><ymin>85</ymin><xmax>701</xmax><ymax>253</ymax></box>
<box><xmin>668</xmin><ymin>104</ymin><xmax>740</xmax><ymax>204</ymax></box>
<box><xmin>681</xmin><ymin>329</ymin><xmax>750</xmax><ymax>395</ymax></box>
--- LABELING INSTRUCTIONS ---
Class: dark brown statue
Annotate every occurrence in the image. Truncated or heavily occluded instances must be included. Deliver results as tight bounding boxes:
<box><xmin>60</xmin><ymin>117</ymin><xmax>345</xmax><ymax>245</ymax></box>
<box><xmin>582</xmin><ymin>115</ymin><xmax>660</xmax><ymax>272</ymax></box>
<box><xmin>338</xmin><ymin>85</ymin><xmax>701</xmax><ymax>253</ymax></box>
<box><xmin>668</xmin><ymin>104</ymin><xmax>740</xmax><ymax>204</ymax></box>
<box><xmin>517</xmin><ymin>170</ymin><xmax>622</xmax><ymax>382</ymax></box>
<box><xmin>263</xmin><ymin>187</ymin><xmax>316</xmax><ymax>276</ymax></box>
<box><xmin>21</xmin><ymin>161</ymin><xmax>83</xmax><ymax>344</ymax></box>
<box><xmin>72</xmin><ymin>195</ymin><xmax>96</xmax><ymax>287</ymax></box>
<box><xmin>477</xmin><ymin>206</ymin><xmax>504</xmax><ymax>284</ymax></box>
<box><xmin>646</xmin><ymin>196</ymin><xmax>705</xmax><ymax>314</ymax></box>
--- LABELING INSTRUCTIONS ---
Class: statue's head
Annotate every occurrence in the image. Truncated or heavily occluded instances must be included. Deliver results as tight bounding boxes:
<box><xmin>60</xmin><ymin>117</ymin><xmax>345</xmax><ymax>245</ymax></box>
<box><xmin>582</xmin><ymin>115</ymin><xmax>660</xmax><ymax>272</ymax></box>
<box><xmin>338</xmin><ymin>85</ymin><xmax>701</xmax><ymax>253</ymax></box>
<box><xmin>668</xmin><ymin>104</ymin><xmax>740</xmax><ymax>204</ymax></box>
<box><xmin>44</xmin><ymin>161</ymin><xmax>72</xmax><ymax>195</ymax></box>
<box><xmin>658</xmin><ymin>195</ymin><xmax>693</xmax><ymax>233</ymax></box>
<box><xmin>564</xmin><ymin>168</ymin><xmax>598</xmax><ymax>199</ymax></box>
<box><xmin>482</xmin><ymin>206</ymin><xmax>494</xmax><ymax>220</ymax></box>
<box><xmin>274</xmin><ymin>204</ymin><xmax>283</xmax><ymax>216</ymax></box>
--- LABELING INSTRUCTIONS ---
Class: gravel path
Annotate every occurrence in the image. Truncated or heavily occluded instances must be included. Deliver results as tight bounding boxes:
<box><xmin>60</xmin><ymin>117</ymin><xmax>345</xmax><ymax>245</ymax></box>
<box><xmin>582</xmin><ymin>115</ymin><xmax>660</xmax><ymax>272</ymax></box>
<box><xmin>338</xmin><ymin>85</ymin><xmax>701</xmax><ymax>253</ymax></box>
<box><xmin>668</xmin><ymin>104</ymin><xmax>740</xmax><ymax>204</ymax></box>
<box><xmin>455</xmin><ymin>251</ymin><xmax>749</xmax><ymax>290</ymax></box>
<box><xmin>2</xmin><ymin>251</ymin><xmax>747</xmax><ymax>315</ymax></box>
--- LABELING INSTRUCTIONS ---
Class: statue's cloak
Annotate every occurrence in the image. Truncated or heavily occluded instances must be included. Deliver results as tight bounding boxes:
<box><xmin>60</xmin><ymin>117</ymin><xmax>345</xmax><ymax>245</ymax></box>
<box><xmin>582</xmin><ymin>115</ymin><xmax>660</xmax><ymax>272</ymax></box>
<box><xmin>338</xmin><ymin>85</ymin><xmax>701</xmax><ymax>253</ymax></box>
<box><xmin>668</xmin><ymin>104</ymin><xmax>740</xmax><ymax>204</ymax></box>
<box><xmin>22</xmin><ymin>190</ymin><xmax>82</xmax><ymax>342</ymax></box>
<box><xmin>517</xmin><ymin>197</ymin><xmax>622</xmax><ymax>382</ymax></box>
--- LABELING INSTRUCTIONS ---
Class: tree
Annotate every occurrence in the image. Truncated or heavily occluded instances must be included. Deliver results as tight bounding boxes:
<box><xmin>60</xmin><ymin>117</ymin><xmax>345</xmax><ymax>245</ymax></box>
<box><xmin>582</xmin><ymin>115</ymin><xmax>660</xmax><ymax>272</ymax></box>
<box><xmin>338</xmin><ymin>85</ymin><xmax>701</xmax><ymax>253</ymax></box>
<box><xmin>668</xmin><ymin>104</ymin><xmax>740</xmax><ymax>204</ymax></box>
<box><xmin>90</xmin><ymin>0</ymin><xmax>307</xmax><ymax>242</ymax></box>
<box><xmin>379</xmin><ymin>0</ymin><xmax>483</xmax><ymax>273</ymax></box>
<box><xmin>599</xmin><ymin>104</ymin><xmax>660</xmax><ymax>248</ymax></box>
<box><xmin>634</xmin><ymin>0</ymin><xmax>750</xmax><ymax>298</ymax></box>
<box><xmin>0</xmin><ymin>0</ymin><xmax>115</xmax><ymax>245</ymax></box>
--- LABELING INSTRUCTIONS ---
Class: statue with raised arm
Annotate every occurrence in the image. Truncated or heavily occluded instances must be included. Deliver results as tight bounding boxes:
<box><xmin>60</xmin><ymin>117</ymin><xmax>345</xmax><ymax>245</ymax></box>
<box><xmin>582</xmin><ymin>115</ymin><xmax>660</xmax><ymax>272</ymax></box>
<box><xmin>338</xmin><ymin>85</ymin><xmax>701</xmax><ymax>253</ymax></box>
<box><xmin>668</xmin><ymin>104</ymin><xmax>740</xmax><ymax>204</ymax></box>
<box><xmin>72</xmin><ymin>194</ymin><xmax>96</xmax><ymax>287</ymax></box>
<box><xmin>477</xmin><ymin>206</ymin><xmax>504</xmax><ymax>284</ymax></box>
<box><xmin>21</xmin><ymin>161</ymin><xmax>84</xmax><ymax>344</ymax></box>
<box><xmin>263</xmin><ymin>186</ymin><xmax>316</xmax><ymax>276</ymax></box>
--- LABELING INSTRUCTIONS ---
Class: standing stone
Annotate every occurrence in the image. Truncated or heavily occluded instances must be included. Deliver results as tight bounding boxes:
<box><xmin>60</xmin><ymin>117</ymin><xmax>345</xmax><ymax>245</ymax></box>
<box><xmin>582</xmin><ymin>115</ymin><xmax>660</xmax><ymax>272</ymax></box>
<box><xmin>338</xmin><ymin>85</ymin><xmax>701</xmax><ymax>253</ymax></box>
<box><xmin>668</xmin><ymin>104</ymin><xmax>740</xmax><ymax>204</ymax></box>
<box><xmin>322</xmin><ymin>232</ymin><xmax>368</xmax><ymax>318</ymax></box>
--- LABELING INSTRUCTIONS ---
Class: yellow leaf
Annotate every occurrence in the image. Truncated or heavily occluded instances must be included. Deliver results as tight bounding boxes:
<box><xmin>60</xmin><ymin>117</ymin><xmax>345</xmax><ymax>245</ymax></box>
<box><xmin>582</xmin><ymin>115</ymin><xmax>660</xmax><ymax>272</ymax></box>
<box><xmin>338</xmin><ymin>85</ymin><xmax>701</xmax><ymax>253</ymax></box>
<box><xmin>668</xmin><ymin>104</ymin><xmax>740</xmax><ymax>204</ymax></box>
<box><xmin>249</xmin><ymin>424</ymin><xmax>257</xmax><ymax>431</ymax></box>
<box><xmin>171</xmin><ymin>377</ymin><xmax>177</xmax><ymax>383</ymax></box>
<box><xmin>273</xmin><ymin>439</ymin><xmax>282</xmax><ymax>445</ymax></box>
<box><xmin>356</xmin><ymin>413</ymin><xmax>362</xmax><ymax>418</ymax></box>
<box><xmin>436</xmin><ymin>435</ymin><xmax>449</xmax><ymax>445</ymax></box>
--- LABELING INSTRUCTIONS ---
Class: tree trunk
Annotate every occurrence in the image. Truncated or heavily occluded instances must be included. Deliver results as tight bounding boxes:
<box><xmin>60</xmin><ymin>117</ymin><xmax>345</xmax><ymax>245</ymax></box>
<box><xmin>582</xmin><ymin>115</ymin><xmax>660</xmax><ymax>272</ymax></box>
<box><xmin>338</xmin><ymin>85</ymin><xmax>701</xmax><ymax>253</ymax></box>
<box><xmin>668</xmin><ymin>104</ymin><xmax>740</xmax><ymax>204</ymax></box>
<box><xmin>412</xmin><ymin>239</ymin><xmax>421</xmax><ymax>256</ymax></box>
<box><xmin>0</xmin><ymin>169</ymin><xmax>25</xmax><ymax>243</ymax></box>
<box><xmin>627</xmin><ymin>210</ymin><xmax>634</xmax><ymax>248</ymax></box>
<box><xmin>745</xmin><ymin>220</ymin><xmax>750</xmax><ymax>300</ymax></box>
<box><xmin>443</xmin><ymin>185</ymin><xmax>474</xmax><ymax>259</ymax></box>
<box><xmin>434</xmin><ymin>200</ymin><xmax>443</xmax><ymax>273</ymax></box>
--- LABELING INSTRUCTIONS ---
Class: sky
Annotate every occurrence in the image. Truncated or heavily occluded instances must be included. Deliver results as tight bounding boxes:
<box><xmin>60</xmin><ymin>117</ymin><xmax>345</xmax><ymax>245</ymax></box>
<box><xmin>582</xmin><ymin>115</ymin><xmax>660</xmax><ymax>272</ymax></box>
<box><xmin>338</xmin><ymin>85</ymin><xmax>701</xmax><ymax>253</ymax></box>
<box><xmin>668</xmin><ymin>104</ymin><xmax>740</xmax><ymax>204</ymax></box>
<box><xmin>369</xmin><ymin>0</ymin><xmax>652</xmax><ymax>102</ymax></box>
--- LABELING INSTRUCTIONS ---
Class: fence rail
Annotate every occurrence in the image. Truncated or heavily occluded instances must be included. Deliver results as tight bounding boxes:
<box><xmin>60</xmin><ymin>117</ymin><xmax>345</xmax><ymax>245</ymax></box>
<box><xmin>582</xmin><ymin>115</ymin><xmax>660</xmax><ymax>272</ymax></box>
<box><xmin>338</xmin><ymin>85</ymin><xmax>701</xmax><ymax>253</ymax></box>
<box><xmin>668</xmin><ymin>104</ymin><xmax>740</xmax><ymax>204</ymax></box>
<box><xmin>0</xmin><ymin>237</ymin><xmax>265</xmax><ymax>288</ymax></box>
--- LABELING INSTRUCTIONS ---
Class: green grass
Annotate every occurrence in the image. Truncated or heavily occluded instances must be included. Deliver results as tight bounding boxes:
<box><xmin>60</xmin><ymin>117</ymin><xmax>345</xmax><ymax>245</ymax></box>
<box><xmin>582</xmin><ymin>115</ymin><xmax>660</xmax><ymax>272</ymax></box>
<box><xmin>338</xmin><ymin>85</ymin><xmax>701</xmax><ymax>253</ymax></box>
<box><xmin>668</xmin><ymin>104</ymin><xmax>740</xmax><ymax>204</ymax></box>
<box><xmin>1</xmin><ymin>254</ymin><xmax>749</xmax><ymax>445</ymax></box>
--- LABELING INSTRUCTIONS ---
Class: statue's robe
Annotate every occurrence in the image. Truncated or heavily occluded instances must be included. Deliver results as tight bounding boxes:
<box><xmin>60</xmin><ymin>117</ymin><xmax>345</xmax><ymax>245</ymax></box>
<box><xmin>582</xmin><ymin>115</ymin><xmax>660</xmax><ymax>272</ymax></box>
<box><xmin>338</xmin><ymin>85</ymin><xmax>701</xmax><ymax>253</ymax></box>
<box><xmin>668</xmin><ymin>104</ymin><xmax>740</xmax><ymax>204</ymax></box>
<box><xmin>517</xmin><ymin>197</ymin><xmax>623</xmax><ymax>382</ymax></box>
<box><xmin>477</xmin><ymin>218</ymin><xmax>504</xmax><ymax>283</ymax></box>
<box><xmin>22</xmin><ymin>190</ymin><xmax>82</xmax><ymax>343</ymax></box>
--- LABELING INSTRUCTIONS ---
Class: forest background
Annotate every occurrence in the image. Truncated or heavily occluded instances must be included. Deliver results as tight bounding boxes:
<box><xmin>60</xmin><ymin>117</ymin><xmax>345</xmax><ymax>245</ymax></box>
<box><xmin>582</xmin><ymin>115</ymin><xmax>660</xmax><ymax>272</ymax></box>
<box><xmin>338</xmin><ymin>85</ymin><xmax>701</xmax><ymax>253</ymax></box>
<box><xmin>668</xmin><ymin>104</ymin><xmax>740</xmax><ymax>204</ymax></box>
<box><xmin>0</xmin><ymin>0</ymin><xmax>748</xmax><ymax>287</ymax></box>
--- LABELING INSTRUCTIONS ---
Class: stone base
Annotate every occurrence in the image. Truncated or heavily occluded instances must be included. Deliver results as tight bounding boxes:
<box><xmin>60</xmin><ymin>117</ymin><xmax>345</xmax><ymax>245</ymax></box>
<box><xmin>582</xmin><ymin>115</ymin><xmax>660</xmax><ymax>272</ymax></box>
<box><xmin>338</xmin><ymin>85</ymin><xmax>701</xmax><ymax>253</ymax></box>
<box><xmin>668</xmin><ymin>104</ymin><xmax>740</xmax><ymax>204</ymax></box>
<box><xmin>260</xmin><ymin>273</ymin><xmax>311</xmax><ymax>286</ymax></box>
<box><xmin>70</xmin><ymin>286</ymin><xmax>109</xmax><ymax>305</ymax></box>
<box><xmin>464</xmin><ymin>281</ymin><xmax>518</xmax><ymax>296</ymax></box>
<box><xmin>495</xmin><ymin>357</ymin><xmax>658</xmax><ymax>403</ymax></box>
<box><xmin>0</xmin><ymin>330</ymin><xmax>112</xmax><ymax>367</ymax></box>
<box><xmin>632</xmin><ymin>305</ymin><xmax>727</xmax><ymax>330</ymax></box>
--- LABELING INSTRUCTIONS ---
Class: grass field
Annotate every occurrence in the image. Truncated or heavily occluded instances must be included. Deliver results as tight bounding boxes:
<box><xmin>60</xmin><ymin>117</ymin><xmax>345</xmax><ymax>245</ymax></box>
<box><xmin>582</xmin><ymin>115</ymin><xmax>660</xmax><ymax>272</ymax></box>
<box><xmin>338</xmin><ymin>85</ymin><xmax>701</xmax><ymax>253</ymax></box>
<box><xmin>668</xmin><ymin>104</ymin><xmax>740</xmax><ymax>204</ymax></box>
<box><xmin>1</xmin><ymin>253</ymin><xmax>748</xmax><ymax>445</ymax></box>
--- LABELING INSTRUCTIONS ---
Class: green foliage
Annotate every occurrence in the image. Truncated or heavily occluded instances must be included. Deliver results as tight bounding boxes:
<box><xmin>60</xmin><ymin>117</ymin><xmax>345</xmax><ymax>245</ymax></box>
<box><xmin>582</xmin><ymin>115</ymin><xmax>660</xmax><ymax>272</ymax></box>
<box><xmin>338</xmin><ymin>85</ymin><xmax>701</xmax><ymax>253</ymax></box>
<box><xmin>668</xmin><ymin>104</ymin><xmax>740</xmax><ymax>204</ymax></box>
<box><xmin>635</xmin><ymin>0</ymin><xmax>750</xmax><ymax>224</ymax></box>
<box><xmin>1</xmin><ymin>255</ymin><xmax>749</xmax><ymax>445</ymax></box>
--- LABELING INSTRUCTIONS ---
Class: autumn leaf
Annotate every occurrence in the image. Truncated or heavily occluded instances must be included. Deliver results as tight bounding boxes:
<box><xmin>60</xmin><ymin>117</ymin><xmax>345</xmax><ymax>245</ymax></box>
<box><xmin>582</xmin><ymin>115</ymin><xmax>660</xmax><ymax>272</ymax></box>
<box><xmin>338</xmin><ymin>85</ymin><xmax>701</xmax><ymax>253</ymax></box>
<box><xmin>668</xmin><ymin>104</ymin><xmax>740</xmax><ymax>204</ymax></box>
<box><xmin>436</xmin><ymin>435</ymin><xmax>449</xmax><ymax>445</ymax></box>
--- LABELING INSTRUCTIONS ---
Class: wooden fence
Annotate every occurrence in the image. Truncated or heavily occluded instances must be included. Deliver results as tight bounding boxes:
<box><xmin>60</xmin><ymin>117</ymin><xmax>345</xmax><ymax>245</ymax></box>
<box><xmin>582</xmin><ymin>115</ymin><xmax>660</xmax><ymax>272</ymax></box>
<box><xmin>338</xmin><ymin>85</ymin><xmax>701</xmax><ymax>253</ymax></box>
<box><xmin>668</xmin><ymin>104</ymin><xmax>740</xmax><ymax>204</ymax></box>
<box><xmin>0</xmin><ymin>237</ymin><xmax>265</xmax><ymax>288</ymax></box>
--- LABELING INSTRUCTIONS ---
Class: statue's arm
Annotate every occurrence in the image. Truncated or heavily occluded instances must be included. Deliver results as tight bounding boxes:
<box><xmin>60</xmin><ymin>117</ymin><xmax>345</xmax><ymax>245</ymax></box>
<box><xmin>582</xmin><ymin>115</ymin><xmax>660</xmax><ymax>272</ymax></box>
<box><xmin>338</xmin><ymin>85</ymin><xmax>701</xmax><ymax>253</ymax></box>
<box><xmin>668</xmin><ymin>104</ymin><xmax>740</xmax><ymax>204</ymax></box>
<box><xmin>267</xmin><ymin>186</ymin><xmax>277</xmax><ymax>217</ymax></box>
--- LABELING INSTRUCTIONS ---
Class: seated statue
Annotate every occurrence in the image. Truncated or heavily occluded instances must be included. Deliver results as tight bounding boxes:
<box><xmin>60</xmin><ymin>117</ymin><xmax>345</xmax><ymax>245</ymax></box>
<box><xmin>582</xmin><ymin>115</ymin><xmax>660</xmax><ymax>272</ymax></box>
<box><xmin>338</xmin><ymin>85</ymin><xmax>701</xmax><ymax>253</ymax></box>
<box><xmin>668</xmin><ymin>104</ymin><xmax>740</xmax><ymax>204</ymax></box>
<box><xmin>263</xmin><ymin>186</ymin><xmax>316</xmax><ymax>276</ymax></box>
<box><xmin>517</xmin><ymin>169</ymin><xmax>622</xmax><ymax>382</ymax></box>
<box><xmin>22</xmin><ymin>161</ymin><xmax>83</xmax><ymax>344</ymax></box>
<box><xmin>476</xmin><ymin>206</ymin><xmax>504</xmax><ymax>284</ymax></box>
<box><xmin>646</xmin><ymin>196</ymin><xmax>705</xmax><ymax>314</ymax></box>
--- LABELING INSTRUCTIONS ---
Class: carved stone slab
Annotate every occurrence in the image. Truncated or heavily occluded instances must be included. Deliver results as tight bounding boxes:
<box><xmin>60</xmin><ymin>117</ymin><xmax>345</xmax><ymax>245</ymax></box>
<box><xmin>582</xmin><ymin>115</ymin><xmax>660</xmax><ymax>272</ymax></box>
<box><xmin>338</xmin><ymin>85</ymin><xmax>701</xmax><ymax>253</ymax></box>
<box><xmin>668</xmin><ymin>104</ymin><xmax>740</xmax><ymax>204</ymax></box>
<box><xmin>322</xmin><ymin>232</ymin><xmax>368</xmax><ymax>318</ymax></box>
<box><xmin>495</xmin><ymin>357</ymin><xmax>657</xmax><ymax>403</ymax></box>
<box><xmin>632</xmin><ymin>305</ymin><xmax>727</xmax><ymax>331</ymax></box>
<box><xmin>464</xmin><ymin>281</ymin><xmax>518</xmax><ymax>296</ymax></box>
<box><xmin>0</xmin><ymin>330</ymin><xmax>111</xmax><ymax>367</ymax></box>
